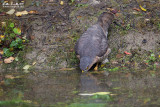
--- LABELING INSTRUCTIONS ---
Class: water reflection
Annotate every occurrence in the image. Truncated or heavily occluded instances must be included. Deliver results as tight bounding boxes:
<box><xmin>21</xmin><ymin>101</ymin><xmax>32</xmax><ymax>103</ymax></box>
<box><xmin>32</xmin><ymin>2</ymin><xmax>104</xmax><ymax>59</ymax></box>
<box><xmin>80</xmin><ymin>72</ymin><xmax>109</xmax><ymax>93</ymax></box>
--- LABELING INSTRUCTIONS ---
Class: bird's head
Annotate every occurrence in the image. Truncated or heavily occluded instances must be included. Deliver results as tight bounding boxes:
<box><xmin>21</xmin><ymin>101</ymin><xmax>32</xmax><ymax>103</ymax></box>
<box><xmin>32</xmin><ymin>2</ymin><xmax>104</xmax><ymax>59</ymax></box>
<box><xmin>97</xmin><ymin>12</ymin><xmax>114</xmax><ymax>32</ymax></box>
<box><xmin>80</xmin><ymin>56</ymin><xmax>97</xmax><ymax>72</ymax></box>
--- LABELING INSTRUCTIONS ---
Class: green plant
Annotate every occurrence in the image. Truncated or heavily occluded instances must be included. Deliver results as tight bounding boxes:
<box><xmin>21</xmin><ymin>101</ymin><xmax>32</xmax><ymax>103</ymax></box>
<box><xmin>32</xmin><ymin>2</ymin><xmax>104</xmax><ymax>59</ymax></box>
<box><xmin>0</xmin><ymin>20</ymin><xmax>27</xmax><ymax>58</ymax></box>
<box><xmin>146</xmin><ymin>53</ymin><xmax>156</xmax><ymax>63</ymax></box>
<box><xmin>3</xmin><ymin>48</ymin><xmax>14</xmax><ymax>57</ymax></box>
<box><xmin>126</xmin><ymin>24</ymin><xmax>131</xmax><ymax>30</ymax></box>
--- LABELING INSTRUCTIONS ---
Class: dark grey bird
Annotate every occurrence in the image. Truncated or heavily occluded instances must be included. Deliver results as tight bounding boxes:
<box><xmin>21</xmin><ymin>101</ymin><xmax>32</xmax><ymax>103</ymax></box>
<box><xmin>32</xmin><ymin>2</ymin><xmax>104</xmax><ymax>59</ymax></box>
<box><xmin>75</xmin><ymin>12</ymin><xmax>114</xmax><ymax>72</ymax></box>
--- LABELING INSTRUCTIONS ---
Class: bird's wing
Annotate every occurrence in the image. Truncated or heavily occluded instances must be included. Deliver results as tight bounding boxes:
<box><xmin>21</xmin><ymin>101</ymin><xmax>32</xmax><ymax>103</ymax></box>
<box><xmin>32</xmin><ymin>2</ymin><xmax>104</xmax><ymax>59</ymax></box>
<box><xmin>75</xmin><ymin>24</ymin><xmax>108</xmax><ymax>58</ymax></box>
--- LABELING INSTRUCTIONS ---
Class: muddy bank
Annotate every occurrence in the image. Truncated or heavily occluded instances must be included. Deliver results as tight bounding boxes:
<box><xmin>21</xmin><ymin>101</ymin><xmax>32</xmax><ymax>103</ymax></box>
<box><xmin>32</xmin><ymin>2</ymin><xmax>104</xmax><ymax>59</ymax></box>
<box><xmin>0</xmin><ymin>0</ymin><xmax>160</xmax><ymax>71</ymax></box>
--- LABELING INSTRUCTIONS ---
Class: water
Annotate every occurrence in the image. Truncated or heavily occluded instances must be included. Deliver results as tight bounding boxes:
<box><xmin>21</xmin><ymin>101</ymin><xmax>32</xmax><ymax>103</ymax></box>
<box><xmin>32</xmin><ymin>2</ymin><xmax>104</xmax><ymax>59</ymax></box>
<box><xmin>1</xmin><ymin>70</ymin><xmax>160</xmax><ymax>107</ymax></box>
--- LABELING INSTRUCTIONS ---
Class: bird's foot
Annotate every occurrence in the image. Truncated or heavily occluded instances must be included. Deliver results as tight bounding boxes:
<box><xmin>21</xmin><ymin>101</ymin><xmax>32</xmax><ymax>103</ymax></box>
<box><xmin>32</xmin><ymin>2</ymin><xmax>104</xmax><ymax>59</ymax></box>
<box><xmin>107</xmin><ymin>48</ymin><xmax>111</xmax><ymax>55</ymax></box>
<box><xmin>94</xmin><ymin>63</ymin><xmax>98</xmax><ymax>71</ymax></box>
<box><xmin>101</xmin><ymin>64</ymin><xmax>105</xmax><ymax>68</ymax></box>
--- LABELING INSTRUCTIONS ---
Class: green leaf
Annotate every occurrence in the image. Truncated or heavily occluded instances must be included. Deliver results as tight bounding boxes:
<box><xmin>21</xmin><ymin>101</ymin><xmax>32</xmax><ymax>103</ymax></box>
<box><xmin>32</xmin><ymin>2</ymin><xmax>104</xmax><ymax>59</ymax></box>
<box><xmin>13</xmin><ymin>28</ymin><xmax>21</xmax><ymax>35</ymax></box>
<box><xmin>9</xmin><ymin>23</ymin><xmax>14</xmax><ymax>28</ymax></box>
<box><xmin>10</xmin><ymin>41</ymin><xmax>18</xmax><ymax>48</ymax></box>
<box><xmin>18</xmin><ymin>44</ymin><xmax>24</xmax><ymax>49</ymax></box>
<box><xmin>16</xmin><ymin>38</ymin><xmax>22</xmax><ymax>43</ymax></box>
<box><xmin>3</xmin><ymin>48</ymin><xmax>14</xmax><ymax>57</ymax></box>
<box><xmin>10</xmin><ymin>33</ymin><xmax>16</xmax><ymax>38</ymax></box>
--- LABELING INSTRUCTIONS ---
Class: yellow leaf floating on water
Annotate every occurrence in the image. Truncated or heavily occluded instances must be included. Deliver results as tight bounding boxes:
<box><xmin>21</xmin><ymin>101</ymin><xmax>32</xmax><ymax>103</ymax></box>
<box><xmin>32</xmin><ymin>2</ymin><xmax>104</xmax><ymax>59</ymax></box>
<box><xmin>139</xmin><ymin>5</ymin><xmax>147</xmax><ymax>11</ymax></box>
<box><xmin>93</xmin><ymin>92</ymin><xmax>111</xmax><ymax>95</ymax></box>
<box><xmin>79</xmin><ymin>92</ymin><xmax>112</xmax><ymax>96</ymax></box>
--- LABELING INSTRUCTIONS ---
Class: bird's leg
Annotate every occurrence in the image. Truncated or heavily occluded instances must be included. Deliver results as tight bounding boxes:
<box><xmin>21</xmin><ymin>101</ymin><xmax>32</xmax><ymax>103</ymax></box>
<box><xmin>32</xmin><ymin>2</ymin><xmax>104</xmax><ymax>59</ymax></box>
<box><xmin>94</xmin><ymin>63</ymin><xmax>99</xmax><ymax>71</ymax></box>
<box><xmin>101</xmin><ymin>48</ymin><xmax>111</xmax><ymax>67</ymax></box>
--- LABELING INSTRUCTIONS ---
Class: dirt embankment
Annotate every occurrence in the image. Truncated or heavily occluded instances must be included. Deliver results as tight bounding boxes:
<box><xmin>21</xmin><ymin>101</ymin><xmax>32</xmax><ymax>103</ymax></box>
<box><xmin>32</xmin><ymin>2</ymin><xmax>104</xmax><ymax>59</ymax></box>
<box><xmin>1</xmin><ymin>0</ymin><xmax>160</xmax><ymax>71</ymax></box>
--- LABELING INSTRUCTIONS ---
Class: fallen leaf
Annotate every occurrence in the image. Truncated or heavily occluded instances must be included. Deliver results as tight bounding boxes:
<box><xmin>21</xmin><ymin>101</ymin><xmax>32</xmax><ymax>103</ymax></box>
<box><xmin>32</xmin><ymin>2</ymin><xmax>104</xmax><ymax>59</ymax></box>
<box><xmin>79</xmin><ymin>93</ymin><xmax>94</xmax><ymax>96</ymax></box>
<box><xmin>1</xmin><ymin>22</ymin><xmax>6</xmax><ymax>27</ymax></box>
<box><xmin>23</xmin><ymin>65</ymin><xmax>31</xmax><ymax>70</ymax></box>
<box><xmin>132</xmin><ymin>11</ymin><xmax>139</xmax><ymax>15</ymax></box>
<box><xmin>79</xmin><ymin>92</ymin><xmax>112</xmax><ymax>96</ymax></box>
<box><xmin>28</xmin><ymin>10</ymin><xmax>38</xmax><ymax>14</ymax></box>
<box><xmin>6</xmin><ymin>9</ymin><xmax>15</xmax><ymax>15</ymax></box>
<box><xmin>145</xmin><ymin>19</ymin><xmax>150</xmax><ymax>21</ymax></box>
<box><xmin>0</xmin><ymin>35</ymin><xmax>5</xmax><ymax>39</ymax></box>
<box><xmin>15</xmin><ymin>10</ymin><xmax>28</xmax><ymax>16</ymax></box>
<box><xmin>15</xmin><ymin>57</ymin><xmax>19</xmax><ymax>61</ymax></box>
<box><xmin>93</xmin><ymin>92</ymin><xmax>111</xmax><ymax>95</ymax></box>
<box><xmin>124</xmin><ymin>51</ymin><xmax>131</xmax><ymax>55</ymax></box>
<box><xmin>4</xmin><ymin>57</ymin><xmax>15</xmax><ymax>63</ymax></box>
<box><xmin>144</xmin><ymin>98</ymin><xmax>150</xmax><ymax>104</ymax></box>
<box><xmin>133</xmin><ymin>8</ymin><xmax>140</xmax><ymax>11</ymax></box>
<box><xmin>139</xmin><ymin>5</ymin><xmax>147</xmax><ymax>11</ymax></box>
<box><xmin>77</xmin><ymin>15</ymin><xmax>82</xmax><ymax>18</ymax></box>
<box><xmin>32</xmin><ymin>61</ymin><xmax>36</xmax><ymax>65</ymax></box>
<box><xmin>159</xmin><ymin>55</ymin><xmax>160</xmax><ymax>58</ymax></box>
<box><xmin>0</xmin><ymin>61</ymin><xmax>3</xmax><ymax>64</ymax></box>
<box><xmin>22</xmin><ymin>40</ymin><xmax>25</xmax><ymax>43</ymax></box>
<box><xmin>5</xmin><ymin>75</ymin><xmax>15</xmax><ymax>79</ymax></box>
<box><xmin>60</xmin><ymin>1</ymin><xmax>64</xmax><ymax>5</ymax></box>
<box><xmin>0</xmin><ymin>50</ymin><xmax>3</xmax><ymax>55</ymax></box>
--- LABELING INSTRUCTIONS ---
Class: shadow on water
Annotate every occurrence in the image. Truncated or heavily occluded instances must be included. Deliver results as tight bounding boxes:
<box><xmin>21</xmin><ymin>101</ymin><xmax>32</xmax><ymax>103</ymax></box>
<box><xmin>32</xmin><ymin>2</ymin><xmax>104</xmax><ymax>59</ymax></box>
<box><xmin>1</xmin><ymin>70</ymin><xmax>160</xmax><ymax>107</ymax></box>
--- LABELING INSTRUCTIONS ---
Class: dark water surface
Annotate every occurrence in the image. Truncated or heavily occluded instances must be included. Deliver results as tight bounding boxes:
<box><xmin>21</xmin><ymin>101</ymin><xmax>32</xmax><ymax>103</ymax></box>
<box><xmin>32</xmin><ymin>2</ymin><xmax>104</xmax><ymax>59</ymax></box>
<box><xmin>1</xmin><ymin>70</ymin><xmax>160</xmax><ymax>107</ymax></box>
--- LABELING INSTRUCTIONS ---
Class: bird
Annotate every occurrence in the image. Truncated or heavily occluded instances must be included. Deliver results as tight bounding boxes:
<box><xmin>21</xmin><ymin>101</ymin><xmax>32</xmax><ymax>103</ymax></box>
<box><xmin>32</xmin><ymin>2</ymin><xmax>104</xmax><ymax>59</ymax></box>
<box><xmin>75</xmin><ymin>12</ymin><xmax>114</xmax><ymax>72</ymax></box>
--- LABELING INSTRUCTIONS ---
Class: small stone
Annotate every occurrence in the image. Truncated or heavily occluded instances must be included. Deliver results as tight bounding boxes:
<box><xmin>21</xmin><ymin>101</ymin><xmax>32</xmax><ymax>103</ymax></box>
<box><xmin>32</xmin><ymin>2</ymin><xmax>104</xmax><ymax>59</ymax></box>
<box><xmin>142</xmin><ymin>39</ymin><xmax>147</xmax><ymax>44</ymax></box>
